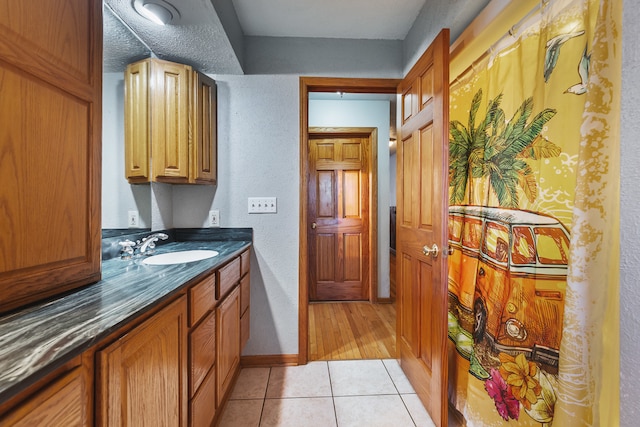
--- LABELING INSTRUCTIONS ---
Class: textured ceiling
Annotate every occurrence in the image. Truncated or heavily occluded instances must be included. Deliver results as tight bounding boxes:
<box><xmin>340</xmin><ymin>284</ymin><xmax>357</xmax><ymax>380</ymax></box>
<box><xmin>104</xmin><ymin>0</ymin><xmax>244</xmax><ymax>74</ymax></box>
<box><xmin>103</xmin><ymin>0</ymin><xmax>490</xmax><ymax>74</ymax></box>
<box><xmin>103</xmin><ymin>5</ymin><xmax>151</xmax><ymax>72</ymax></box>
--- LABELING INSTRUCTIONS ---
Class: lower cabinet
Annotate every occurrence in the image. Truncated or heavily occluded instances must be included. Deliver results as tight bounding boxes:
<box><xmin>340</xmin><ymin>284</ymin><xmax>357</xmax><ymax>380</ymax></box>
<box><xmin>0</xmin><ymin>363</ymin><xmax>91</xmax><ymax>427</ymax></box>
<box><xmin>97</xmin><ymin>296</ymin><xmax>188</xmax><ymax>427</ymax></box>
<box><xmin>216</xmin><ymin>286</ymin><xmax>240</xmax><ymax>407</ymax></box>
<box><xmin>0</xmin><ymin>248</ymin><xmax>251</xmax><ymax>427</ymax></box>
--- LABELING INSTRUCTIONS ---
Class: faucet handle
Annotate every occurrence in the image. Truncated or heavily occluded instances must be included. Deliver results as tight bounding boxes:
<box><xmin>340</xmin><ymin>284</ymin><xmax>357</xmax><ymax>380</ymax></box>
<box><xmin>118</xmin><ymin>240</ymin><xmax>136</xmax><ymax>259</ymax></box>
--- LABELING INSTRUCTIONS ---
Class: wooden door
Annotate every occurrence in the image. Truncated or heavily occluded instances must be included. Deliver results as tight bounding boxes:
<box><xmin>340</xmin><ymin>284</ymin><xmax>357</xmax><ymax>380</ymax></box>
<box><xmin>308</xmin><ymin>129</ymin><xmax>372</xmax><ymax>301</ymax></box>
<box><xmin>396</xmin><ymin>29</ymin><xmax>449</xmax><ymax>427</ymax></box>
<box><xmin>98</xmin><ymin>297</ymin><xmax>188</xmax><ymax>427</ymax></box>
<box><xmin>0</xmin><ymin>0</ymin><xmax>102</xmax><ymax>312</ymax></box>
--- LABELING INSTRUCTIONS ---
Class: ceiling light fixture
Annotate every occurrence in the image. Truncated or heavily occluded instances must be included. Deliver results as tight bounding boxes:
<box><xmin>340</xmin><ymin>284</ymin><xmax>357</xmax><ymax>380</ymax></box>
<box><xmin>133</xmin><ymin>0</ymin><xmax>180</xmax><ymax>26</ymax></box>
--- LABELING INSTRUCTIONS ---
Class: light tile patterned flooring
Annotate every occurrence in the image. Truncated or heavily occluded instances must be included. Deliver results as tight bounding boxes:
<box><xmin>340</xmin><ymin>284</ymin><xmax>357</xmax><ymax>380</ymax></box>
<box><xmin>217</xmin><ymin>359</ymin><xmax>436</xmax><ymax>427</ymax></box>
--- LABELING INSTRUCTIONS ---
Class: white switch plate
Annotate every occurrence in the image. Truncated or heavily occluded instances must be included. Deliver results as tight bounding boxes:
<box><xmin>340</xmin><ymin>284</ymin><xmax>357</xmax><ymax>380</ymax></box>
<box><xmin>127</xmin><ymin>210</ymin><xmax>139</xmax><ymax>227</ymax></box>
<box><xmin>248</xmin><ymin>197</ymin><xmax>277</xmax><ymax>213</ymax></box>
<box><xmin>209</xmin><ymin>210</ymin><xmax>220</xmax><ymax>227</ymax></box>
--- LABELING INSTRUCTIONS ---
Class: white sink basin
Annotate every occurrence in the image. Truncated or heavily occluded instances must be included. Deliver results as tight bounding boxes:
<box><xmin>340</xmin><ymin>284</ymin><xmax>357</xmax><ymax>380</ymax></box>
<box><xmin>142</xmin><ymin>250</ymin><xmax>219</xmax><ymax>265</ymax></box>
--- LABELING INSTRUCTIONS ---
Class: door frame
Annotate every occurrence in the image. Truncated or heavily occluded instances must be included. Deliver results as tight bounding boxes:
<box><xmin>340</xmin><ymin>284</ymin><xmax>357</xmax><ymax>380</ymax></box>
<box><xmin>299</xmin><ymin>77</ymin><xmax>400</xmax><ymax>364</ymax></box>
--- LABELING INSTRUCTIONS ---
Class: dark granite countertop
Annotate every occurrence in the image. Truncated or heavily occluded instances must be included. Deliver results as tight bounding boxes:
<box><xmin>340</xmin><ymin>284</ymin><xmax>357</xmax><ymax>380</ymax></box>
<box><xmin>0</xmin><ymin>229</ymin><xmax>252</xmax><ymax>405</ymax></box>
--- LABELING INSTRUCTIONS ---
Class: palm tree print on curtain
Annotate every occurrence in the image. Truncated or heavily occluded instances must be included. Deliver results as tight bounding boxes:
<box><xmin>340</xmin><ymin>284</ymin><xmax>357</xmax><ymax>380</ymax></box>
<box><xmin>449</xmin><ymin>89</ymin><xmax>560</xmax><ymax>208</ymax></box>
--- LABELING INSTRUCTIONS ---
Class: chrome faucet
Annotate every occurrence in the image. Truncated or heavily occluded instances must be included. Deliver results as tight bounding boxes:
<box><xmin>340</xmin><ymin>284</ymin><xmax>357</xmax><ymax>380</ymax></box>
<box><xmin>118</xmin><ymin>232</ymin><xmax>169</xmax><ymax>259</ymax></box>
<box><xmin>138</xmin><ymin>232</ymin><xmax>169</xmax><ymax>254</ymax></box>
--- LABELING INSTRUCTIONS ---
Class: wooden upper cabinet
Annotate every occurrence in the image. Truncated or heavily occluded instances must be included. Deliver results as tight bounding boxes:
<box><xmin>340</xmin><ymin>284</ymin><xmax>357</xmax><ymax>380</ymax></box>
<box><xmin>124</xmin><ymin>60</ymin><xmax>151</xmax><ymax>183</ymax></box>
<box><xmin>97</xmin><ymin>296</ymin><xmax>188</xmax><ymax>427</ymax></box>
<box><xmin>151</xmin><ymin>60</ymin><xmax>191</xmax><ymax>182</ymax></box>
<box><xmin>192</xmin><ymin>72</ymin><xmax>218</xmax><ymax>184</ymax></box>
<box><xmin>0</xmin><ymin>0</ymin><xmax>102</xmax><ymax>312</ymax></box>
<box><xmin>124</xmin><ymin>58</ymin><xmax>217</xmax><ymax>185</ymax></box>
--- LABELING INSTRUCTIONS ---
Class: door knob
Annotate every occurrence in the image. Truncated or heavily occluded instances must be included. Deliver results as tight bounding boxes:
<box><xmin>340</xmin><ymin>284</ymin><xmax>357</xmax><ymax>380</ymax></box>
<box><xmin>311</xmin><ymin>222</ymin><xmax>317</xmax><ymax>229</ymax></box>
<box><xmin>422</xmin><ymin>243</ymin><xmax>439</xmax><ymax>258</ymax></box>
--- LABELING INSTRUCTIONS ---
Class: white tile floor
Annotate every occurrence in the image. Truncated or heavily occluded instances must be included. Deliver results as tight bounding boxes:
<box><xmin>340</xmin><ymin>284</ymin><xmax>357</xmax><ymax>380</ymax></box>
<box><xmin>218</xmin><ymin>359</ymin><xmax>437</xmax><ymax>427</ymax></box>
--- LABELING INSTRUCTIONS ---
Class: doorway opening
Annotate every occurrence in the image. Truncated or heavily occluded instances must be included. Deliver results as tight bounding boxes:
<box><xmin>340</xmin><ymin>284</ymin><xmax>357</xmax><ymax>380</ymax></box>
<box><xmin>299</xmin><ymin>77</ymin><xmax>400</xmax><ymax>364</ymax></box>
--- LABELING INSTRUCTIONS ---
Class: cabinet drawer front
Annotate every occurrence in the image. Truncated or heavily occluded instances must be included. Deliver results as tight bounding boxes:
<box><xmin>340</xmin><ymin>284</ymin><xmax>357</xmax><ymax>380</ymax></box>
<box><xmin>190</xmin><ymin>366</ymin><xmax>216</xmax><ymax>427</ymax></box>
<box><xmin>240</xmin><ymin>249</ymin><xmax>250</xmax><ymax>277</ymax></box>
<box><xmin>240</xmin><ymin>274</ymin><xmax>250</xmax><ymax>317</ymax></box>
<box><xmin>190</xmin><ymin>310</ymin><xmax>216</xmax><ymax>398</ymax></box>
<box><xmin>217</xmin><ymin>257</ymin><xmax>240</xmax><ymax>299</ymax></box>
<box><xmin>189</xmin><ymin>274</ymin><xmax>216</xmax><ymax>326</ymax></box>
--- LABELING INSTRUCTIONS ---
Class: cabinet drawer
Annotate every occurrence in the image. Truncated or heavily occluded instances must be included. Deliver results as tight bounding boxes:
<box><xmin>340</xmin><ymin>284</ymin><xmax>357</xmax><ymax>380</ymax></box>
<box><xmin>189</xmin><ymin>274</ymin><xmax>217</xmax><ymax>326</ymax></box>
<box><xmin>240</xmin><ymin>274</ymin><xmax>250</xmax><ymax>317</ymax></box>
<box><xmin>217</xmin><ymin>257</ymin><xmax>240</xmax><ymax>299</ymax></box>
<box><xmin>240</xmin><ymin>249</ymin><xmax>250</xmax><ymax>277</ymax></box>
<box><xmin>190</xmin><ymin>310</ymin><xmax>216</xmax><ymax>398</ymax></box>
<box><xmin>190</xmin><ymin>365</ymin><xmax>216</xmax><ymax>427</ymax></box>
<box><xmin>241</xmin><ymin>309</ymin><xmax>250</xmax><ymax>351</ymax></box>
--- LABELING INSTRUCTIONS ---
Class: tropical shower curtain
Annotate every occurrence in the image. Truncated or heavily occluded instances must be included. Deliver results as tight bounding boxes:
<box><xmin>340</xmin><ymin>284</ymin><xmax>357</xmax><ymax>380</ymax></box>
<box><xmin>446</xmin><ymin>0</ymin><xmax>620</xmax><ymax>425</ymax></box>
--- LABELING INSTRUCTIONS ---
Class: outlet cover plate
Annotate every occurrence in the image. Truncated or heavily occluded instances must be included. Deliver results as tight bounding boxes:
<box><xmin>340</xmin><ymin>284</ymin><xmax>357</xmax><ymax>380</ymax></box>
<box><xmin>128</xmin><ymin>210</ymin><xmax>139</xmax><ymax>227</ymax></box>
<box><xmin>209</xmin><ymin>210</ymin><xmax>220</xmax><ymax>227</ymax></box>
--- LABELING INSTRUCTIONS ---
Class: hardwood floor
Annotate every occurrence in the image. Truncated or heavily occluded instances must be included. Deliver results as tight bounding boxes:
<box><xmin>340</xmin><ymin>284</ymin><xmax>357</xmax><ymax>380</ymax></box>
<box><xmin>309</xmin><ymin>302</ymin><xmax>396</xmax><ymax>361</ymax></box>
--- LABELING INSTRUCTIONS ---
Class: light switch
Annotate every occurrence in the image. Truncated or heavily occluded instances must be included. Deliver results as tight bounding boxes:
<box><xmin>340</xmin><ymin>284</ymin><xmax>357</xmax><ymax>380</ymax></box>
<box><xmin>248</xmin><ymin>197</ymin><xmax>277</xmax><ymax>213</ymax></box>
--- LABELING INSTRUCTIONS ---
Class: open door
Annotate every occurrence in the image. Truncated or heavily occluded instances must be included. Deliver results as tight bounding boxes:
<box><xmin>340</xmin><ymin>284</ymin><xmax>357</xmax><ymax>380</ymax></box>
<box><xmin>396</xmin><ymin>29</ymin><xmax>449</xmax><ymax>427</ymax></box>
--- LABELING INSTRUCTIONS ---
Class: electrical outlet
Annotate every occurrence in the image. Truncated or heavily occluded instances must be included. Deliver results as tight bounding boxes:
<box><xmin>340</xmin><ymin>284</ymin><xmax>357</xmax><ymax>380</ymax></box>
<box><xmin>248</xmin><ymin>197</ymin><xmax>277</xmax><ymax>213</ymax></box>
<box><xmin>127</xmin><ymin>210</ymin><xmax>139</xmax><ymax>228</ymax></box>
<box><xmin>209</xmin><ymin>210</ymin><xmax>220</xmax><ymax>227</ymax></box>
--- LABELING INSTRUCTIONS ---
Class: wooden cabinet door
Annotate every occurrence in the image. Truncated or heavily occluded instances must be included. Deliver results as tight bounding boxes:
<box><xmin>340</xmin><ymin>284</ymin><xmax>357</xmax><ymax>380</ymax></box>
<box><xmin>98</xmin><ymin>297</ymin><xmax>188</xmax><ymax>427</ymax></box>
<box><xmin>191</xmin><ymin>71</ymin><xmax>217</xmax><ymax>184</ymax></box>
<box><xmin>216</xmin><ymin>286</ymin><xmax>240</xmax><ymax>407</ymax></box>
<box><xmin>0</xmin><ymin>367</ymin><xmax>90</xmax><ymax>427</ymax></box>
<box><xmin>396</xmin><ymin>29</ymin><xmax>449</xmax><ymax>427</ymax></box>
<box><xmin>150</xmin><ymin>59</ymin><xmax>191</xmax><ymax>183</ymax></box>
<box><xmin>0</xmin><ymin>0</ymin><xmax>102</xmax><ymax>312</ymax></box>
<box><xmin>124</xmin><ymin>60</ymin><xmax>151</xmax><ymax>183</ymax></box>
<box><xmin>190</xmin><ymin>309</ymin><xmax>216</xmax><ymax>398</ymax></box>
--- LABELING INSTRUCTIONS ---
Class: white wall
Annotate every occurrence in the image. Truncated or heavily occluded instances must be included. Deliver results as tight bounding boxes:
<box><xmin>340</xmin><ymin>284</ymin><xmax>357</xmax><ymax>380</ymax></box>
<box><xmin>389</xmin><ymin>152</ymin><xmax>397</xmax><ymax>206</ymax></box>
<box><xmin>245</xmin><ymin>36</ymin><xmax>402</xmax><ymax>77</ymax></box>
<box><xmin>309</xmin><ymin>99</ymin><xmax>392</xmax><ymax>298</ymax></box>
<box><xmin>620</xmin><ymin>0</ymin><xmax>639</xmax><ymax>423</ymax></box>
<box><xmin>173</xmin><ymin>75</ymin><xmax>302</xmax><ymax>355</ymax></box>
<box><xmin>102</xmin><ymin>73</ymin><xmax>151</xmax><ymax>229</ymax></box>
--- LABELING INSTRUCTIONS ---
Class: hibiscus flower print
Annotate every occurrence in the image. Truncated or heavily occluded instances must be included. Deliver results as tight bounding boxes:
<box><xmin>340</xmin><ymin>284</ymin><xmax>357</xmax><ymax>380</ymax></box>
<box><xmin>499</xmin><ymin>353</ymin><xmax>542</xmax><ymax>410</ymax></box>
<box><xmin>485</xmin><ymin>368</ymin><xmax>520</xmax><ymax>420</ymax></box>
